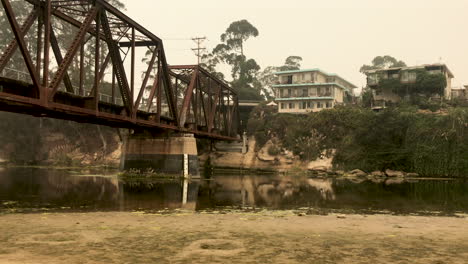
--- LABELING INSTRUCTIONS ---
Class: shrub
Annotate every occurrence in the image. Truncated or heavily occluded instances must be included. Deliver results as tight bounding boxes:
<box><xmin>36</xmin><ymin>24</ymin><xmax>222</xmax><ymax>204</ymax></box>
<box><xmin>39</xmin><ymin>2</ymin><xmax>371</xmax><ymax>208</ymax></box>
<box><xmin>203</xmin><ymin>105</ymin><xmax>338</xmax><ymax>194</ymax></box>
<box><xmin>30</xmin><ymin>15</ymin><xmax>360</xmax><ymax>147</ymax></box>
<box><xmin>267</xmin><ymin>145</ymin><xmax>280</xmax><ymax>156</ymax></box>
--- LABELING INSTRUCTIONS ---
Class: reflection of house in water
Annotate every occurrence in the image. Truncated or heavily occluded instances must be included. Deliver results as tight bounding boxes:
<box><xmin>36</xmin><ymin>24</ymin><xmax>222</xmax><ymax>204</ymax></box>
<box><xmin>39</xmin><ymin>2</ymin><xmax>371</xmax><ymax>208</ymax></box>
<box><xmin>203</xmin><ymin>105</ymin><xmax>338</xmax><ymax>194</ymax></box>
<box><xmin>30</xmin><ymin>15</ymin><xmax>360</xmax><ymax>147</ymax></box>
<box><xmin>197</xmin><ymin>175</ymin><xmax>336</xmax><ymax>209</ymax></box>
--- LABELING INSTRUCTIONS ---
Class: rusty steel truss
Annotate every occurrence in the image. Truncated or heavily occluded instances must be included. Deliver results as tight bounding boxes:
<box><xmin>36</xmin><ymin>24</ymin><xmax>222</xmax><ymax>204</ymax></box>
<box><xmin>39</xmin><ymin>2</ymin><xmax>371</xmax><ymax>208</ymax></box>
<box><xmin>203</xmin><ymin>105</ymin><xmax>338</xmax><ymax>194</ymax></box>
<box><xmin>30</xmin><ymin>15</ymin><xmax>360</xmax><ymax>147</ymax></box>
<box><xmin>0</xmin><ymin>0</ymin><xmax>240</xmax><ymax>141</ymax></box>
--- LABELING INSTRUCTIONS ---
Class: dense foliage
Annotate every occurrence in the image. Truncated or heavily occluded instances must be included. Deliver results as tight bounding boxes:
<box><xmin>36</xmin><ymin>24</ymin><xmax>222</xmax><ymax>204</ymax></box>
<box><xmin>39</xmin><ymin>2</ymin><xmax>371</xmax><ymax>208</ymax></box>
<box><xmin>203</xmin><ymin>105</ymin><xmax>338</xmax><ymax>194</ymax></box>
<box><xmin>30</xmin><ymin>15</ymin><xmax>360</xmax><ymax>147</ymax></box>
<box><xmin>385</xmin><ymin>70</ymin><xmax>447</xmax><ymax>98</ymax></box>
<box><xmin>360</xmin><ymin>55</ymin><xmax>406</xmax><ymax>73</ymax></box>
<box><xmin>248</xmin><ymin>105</ymin><xmax>468</xmax><ymax>177</ymax></box>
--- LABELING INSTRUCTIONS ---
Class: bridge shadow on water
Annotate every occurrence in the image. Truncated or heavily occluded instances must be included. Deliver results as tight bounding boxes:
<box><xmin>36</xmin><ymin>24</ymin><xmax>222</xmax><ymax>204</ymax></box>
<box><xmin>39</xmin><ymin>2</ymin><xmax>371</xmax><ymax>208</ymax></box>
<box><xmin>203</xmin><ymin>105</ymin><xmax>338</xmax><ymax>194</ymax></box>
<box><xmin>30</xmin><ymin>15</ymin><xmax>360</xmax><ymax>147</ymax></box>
<box><xmin>1</xmin><ymin>167</ymin><xmax>468</xmax><ymax>216</ymax></box>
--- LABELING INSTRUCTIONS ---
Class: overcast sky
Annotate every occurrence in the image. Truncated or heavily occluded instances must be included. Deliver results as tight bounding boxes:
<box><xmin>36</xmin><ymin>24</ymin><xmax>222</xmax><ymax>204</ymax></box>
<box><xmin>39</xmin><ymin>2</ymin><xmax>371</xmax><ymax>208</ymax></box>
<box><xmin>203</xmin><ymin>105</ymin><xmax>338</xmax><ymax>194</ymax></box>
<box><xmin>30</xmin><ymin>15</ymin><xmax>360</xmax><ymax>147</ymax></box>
<box><xmin>121</xmin><ymin>0</ymin><xmax>468</xmax><ymax>90</ymax></box>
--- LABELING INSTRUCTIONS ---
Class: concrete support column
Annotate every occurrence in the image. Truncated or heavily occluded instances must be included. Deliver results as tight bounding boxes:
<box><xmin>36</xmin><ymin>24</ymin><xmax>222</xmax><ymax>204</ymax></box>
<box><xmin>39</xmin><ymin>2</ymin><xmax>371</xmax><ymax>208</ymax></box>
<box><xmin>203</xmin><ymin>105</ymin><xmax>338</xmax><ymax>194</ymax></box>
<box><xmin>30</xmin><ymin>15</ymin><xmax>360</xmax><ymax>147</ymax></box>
<box><xmin>122</xmin><ymin>132</ymin><xmax>199</xmax><ymax>177</ymax></box>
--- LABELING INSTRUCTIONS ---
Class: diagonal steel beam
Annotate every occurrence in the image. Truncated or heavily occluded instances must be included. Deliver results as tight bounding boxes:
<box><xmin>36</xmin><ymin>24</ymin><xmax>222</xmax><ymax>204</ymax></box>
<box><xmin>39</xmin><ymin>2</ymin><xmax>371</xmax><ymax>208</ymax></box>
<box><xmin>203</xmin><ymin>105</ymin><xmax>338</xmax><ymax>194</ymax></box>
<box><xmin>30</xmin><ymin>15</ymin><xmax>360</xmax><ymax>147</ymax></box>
<box><xmin>48</xmin><ymin>6</ymin><xmax>98</xmax><ymax>99</ymax></box>
<box><xmin>50</xmin><ymin>29</ymin><xmax>74</xmax><ymax>93</ymax></box>
<box><xmin>0</xmin><ymin>8</ymin><xmax>38</xmax><ymax>72</ymax></box>
<box><xmin>208</xmin><ymin>83</ymin><xmax>221</xmax><ymax>133</ymax></box>
<box><xmin>134</xmin><ymin>48</ymin><xmax>157</xmax><ymax>114</ymax></box>
<box><xmin>1</xmin><ymin>0</ymin><xmax>41</xmax><ymax>93</ymax></box>
<box><xmin>179</xmin><ymin>69</ymin><xmax>198</xmax><ymax>127</ymax></box>
<box><xmin>159</xmin><ymin>45</ymin><xmax>178</xmax><ymax>124</ymax></box>
<box><xmin>146</xmin><ymin>60</ymin><xmax>160</xmax><ymax>113</ymax></box>
<box><xmin>101</xmin><ymin>10</ymin><xmax>132</xmax><ymax>115</ymax></box>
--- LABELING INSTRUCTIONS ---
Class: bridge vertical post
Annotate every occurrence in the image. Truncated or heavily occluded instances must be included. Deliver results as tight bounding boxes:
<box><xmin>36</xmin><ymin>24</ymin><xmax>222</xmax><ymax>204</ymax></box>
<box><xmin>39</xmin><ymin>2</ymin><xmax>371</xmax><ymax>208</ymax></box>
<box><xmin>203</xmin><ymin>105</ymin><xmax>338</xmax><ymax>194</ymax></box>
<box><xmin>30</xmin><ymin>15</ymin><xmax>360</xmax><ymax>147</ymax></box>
<box><xmin>42</xmin><ymin>0</ymin><xmax>51</xmax><ymax>104</ymax></box>
<box><xmin>122</xmin><ymin>131</ymin><xmax>199</xmax><ymax>178</ymax></box>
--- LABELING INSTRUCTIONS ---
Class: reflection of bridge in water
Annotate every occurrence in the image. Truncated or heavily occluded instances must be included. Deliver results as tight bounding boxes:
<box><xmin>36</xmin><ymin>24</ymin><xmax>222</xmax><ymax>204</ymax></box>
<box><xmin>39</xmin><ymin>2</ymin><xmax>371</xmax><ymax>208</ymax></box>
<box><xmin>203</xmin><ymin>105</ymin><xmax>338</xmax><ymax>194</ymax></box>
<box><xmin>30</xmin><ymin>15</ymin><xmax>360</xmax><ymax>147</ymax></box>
<box><xmin>2</xmin><ymin>169</ymin><xmax>468</xmax><ymax>214</ymax></box>
<box><xmin>0</xmin><ymin>0</ymin><xmax>241</xmax><ymax>175</ymax></box>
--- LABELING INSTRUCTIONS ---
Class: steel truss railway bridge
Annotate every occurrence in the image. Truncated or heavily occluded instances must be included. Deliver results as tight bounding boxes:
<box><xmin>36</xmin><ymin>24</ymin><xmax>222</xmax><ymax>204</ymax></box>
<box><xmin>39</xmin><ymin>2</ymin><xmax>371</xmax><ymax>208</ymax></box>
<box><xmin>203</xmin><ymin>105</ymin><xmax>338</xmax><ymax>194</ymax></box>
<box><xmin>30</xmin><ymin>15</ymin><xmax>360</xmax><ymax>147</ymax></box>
<box><xmin>0</xmin><ymin>0</ymin><xmax>241</xmax><ymax>176</ymax></box>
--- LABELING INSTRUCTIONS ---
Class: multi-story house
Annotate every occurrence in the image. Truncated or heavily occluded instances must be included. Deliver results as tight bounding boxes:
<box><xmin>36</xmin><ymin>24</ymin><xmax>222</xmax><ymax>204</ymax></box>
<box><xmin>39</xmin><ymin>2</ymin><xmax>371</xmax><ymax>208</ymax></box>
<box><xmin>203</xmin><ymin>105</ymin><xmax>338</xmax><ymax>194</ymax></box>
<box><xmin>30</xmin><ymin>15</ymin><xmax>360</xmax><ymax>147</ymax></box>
<box><xmin>451</xmin><ymin>85</ymin><xmax>467</xmax><ymax>100</ymax></box>
<box><xmin>363</xmin><ymin>63</ymin><xmax>454</xmax><ymax>106</ymax></box>
<box><xmin>273</xmin><ymin>68</ymin><xmax>356</xmax><ymax>113</ymax></box>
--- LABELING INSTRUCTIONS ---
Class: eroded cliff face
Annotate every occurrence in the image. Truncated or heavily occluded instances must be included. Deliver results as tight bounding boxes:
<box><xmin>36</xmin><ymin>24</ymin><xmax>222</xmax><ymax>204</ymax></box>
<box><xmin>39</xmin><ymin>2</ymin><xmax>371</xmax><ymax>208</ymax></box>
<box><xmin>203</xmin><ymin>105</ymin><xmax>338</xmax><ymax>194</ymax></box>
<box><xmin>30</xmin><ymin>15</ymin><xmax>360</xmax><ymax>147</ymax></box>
<box><xmin>200</xmin><ymin>137</ymin><xmax>314</xmax><ymax>172</ymax></box>
<box><xmin>0</xmin><ymin>112</ymin><xmax>122</xmax><ymax>167</ymax></box>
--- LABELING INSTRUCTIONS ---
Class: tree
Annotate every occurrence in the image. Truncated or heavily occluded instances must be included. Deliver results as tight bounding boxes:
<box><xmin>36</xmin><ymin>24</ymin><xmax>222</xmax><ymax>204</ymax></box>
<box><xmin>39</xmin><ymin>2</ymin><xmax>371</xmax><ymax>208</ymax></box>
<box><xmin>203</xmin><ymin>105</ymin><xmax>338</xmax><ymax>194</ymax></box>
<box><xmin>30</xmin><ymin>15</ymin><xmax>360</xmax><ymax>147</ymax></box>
<box><xmin>361</xmin><ymin>87</ymin><xmax>374</xmax><ymax>107</ymax></box>
<box><xmin>360</xmin><ymin>55</ymin><xmax>406</xmax><ymax>73</ymax></box>
<box><xmin>220</xmin><ymin>19</ymin><xmax>259</xmax><ymax>56</ymax></box>
<box><xmin>278</xmin><ymin>56</ymin><xmax>303</xmax><ymax>71</ymax></box>
<box><xmin>414</xmin><ymin>71</ymin><xmax>446</xmax><ymax>97</ymax></box>
<box><xmin>202</xmin><ymin>19</ymin><xmax>262</xmax><ymax>101</ymax></box>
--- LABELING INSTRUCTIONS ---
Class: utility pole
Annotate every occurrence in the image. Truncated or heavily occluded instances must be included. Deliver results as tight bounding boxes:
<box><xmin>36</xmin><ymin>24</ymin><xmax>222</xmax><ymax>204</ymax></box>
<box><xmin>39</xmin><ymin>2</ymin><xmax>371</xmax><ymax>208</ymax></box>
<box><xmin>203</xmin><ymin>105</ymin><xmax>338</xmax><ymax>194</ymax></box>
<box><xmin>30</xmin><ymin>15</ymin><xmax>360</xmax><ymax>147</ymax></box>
<box><xmin>191</xmin><ymin>37</ymin><xmax>206</xmax><ymax>65</ymax></box>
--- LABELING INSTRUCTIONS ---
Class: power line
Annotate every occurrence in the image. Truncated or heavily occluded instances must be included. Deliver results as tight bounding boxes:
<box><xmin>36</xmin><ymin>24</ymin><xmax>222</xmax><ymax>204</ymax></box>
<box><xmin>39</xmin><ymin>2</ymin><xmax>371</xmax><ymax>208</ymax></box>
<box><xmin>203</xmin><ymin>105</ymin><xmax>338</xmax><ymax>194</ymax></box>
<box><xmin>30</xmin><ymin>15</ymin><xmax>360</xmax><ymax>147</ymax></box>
<box><xmin>191</xmin><ymin>37</ymin><xmax>206</xmax><ymax>65</ymax></box>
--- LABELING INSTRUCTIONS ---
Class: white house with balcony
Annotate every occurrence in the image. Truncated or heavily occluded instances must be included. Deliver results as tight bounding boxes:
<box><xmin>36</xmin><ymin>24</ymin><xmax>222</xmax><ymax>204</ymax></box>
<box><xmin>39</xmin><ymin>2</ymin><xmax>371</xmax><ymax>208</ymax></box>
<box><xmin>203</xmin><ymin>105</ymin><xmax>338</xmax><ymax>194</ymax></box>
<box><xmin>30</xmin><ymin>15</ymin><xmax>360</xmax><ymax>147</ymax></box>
<box><xmin>273</xmin><ymin>68</ymin><xmax>356</xmax><ymax>113</ymax></box>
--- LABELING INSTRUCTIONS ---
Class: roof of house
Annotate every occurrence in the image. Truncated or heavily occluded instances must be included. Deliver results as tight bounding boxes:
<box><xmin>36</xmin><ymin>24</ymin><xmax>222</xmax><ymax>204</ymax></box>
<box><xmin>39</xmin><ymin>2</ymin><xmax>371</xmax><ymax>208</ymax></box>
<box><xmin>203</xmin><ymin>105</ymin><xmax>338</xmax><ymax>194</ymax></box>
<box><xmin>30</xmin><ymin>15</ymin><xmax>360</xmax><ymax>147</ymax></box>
<box><xmin>363</xmin><ymin>63</ymin><xmax>454</xmax><ymax>78</ymax></box>
<box><xmin>273</xmin><ymin>68</ymin><xmax>357</xmax><ymax>88</ymax></box>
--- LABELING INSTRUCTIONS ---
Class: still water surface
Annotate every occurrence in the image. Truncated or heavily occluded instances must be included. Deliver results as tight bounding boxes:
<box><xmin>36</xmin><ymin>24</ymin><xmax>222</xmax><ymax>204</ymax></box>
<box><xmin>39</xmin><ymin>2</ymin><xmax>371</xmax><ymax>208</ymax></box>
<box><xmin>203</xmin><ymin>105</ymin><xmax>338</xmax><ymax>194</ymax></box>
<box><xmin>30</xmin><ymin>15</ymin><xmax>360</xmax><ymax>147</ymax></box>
<box><xmin>1</xmin><ymin>168</ymin><xmax>467</xmax><ymax>215</ymax></box>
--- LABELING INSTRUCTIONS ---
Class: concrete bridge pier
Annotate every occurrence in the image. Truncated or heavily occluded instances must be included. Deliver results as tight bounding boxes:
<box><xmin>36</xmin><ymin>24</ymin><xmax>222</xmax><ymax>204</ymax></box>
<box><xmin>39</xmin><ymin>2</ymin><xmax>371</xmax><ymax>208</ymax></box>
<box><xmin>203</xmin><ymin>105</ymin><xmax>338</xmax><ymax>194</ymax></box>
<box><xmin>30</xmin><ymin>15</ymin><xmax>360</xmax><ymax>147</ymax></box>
<box><xmin>121</xmin><ymin>131</ymin><xmax>199</xmax><ymax>178</ymax></box>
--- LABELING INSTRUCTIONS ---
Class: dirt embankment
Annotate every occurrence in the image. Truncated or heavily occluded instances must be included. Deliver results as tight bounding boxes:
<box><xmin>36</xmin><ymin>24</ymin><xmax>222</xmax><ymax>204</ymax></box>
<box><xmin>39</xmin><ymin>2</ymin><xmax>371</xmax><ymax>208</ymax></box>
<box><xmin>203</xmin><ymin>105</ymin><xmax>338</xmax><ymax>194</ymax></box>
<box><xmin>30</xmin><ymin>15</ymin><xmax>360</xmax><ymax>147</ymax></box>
<box><xmin>0</xmin><ymin>113</ymin><xmax>123</xmax><ymax>167</ymax></box>
<box><xmin>0</xmin><ymin>211</ymin><xmax>467</xmax><ymax>263</ymax></box>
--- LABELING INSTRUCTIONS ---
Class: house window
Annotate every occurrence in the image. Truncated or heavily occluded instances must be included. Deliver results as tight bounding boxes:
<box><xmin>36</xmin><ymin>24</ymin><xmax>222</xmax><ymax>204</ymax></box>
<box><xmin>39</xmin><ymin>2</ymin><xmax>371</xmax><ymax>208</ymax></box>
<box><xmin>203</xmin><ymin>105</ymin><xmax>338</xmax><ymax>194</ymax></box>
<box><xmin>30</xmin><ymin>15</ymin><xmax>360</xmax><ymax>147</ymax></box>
<box><xmin>307</xmin><ymin>102</ymin><xmax>313</xmax><ymax>108</ymax></box>
<box><xmin>287</xmin><ymin>75</ymin><xmax>293</xmax><ymax>84</ymax></box>
<box><xmin>302</xmin><ymin>102</ymin><xmax>307</xmax><ymax>109</ymax></box>
<box><xmin>401</xmin><ymin>71</ymin><xmax>417</xmax><ymax>83</ymax></box>
<box><xmin>326</xmin><ymin>102</ymin><xmax>332</xmax><ymax>108</ymax></box>
<box><xmin>368</xmin><ymin>73</ymin><xmax>379</xmax><ymax>85</ymax></box>
<box><xmin>288</xmin><ymin>88</ymin><xmax>292</xmax><ymax>97</ymax></box>
<box><xmin>317</xmin><ymin>87</ymin><xmax>321</xmax><ymax>95</ymax></box>
<box><xmin>302</xmin><ymin>88</ymin><xmax>308</xmax><ymax>97</ymax></box>
<box><xmin>289</xmin><ymin>103</ymin><xmax>294</xmax><ymax>109</ymax></box>
<box><xmin>317</xmin><ymin>102</ymin><xmax>322</xmax><ymax>108</ymax></box>
<box><xmin>309</xmin><ymin>88</ymin><xmax>316</xmax><ymax>96</ymax></box>
<box><xmin>408</xmin><ymin>72</ymin><xmax>417</xmax><ymax>82</ymax></box>
<box><xmin>281</xmin><ymin>103</ymin><xmax>286</xmax><ymax>109</ymax></box>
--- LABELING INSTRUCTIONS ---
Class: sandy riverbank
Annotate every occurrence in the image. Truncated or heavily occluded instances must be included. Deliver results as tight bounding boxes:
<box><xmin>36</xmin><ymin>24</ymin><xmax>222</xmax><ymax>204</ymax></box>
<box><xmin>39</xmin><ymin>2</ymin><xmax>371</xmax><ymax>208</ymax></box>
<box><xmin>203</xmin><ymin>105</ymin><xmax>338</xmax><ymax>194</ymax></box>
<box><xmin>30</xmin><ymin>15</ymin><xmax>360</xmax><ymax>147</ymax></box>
<box><xmin>0</xmin><ymin>211</ymin><xmax>467</xmax><ymax>263</ymax></box>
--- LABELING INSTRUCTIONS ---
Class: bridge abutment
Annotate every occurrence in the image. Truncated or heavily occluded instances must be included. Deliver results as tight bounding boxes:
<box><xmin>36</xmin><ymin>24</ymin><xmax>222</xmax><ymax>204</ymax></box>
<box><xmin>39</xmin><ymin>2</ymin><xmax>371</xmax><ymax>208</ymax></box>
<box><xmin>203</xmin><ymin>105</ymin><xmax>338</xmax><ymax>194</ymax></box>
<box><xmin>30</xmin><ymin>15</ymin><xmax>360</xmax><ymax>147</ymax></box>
<box><xmin>122</xmin><ymin>132</ymin><xmax>199</xmax><ymax>177</ymax></box>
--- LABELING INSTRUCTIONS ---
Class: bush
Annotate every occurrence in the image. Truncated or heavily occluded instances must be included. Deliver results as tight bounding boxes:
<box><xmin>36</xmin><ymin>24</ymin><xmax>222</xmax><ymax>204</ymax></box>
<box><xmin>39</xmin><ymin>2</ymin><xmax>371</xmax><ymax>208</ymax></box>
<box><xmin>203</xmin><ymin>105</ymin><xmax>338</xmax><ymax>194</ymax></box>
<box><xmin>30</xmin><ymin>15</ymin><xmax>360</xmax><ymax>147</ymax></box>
<box><xmin>247</xmin><ymin>105</ymin><xmax>468</xmax><ymax>177</ymax></box>
<box><xmin>267</xmin><ymin>145</ymin><xmax>280</xmax><ymax>156</ymax></box>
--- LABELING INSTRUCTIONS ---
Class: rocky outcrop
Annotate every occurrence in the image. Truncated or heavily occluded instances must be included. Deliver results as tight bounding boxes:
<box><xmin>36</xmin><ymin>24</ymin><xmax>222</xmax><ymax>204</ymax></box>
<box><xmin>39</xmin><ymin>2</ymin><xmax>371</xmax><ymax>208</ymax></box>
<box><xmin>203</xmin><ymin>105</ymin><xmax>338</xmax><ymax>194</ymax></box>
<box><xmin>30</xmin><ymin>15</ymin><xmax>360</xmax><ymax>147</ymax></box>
<box><xmin>204</xmin><ymin>137</ymin><xmax>302</xmax><ymax>171</ymax></box>
<box><xmin>371</xmin><ymin>171</ymin><xmax>385</xmax><ymax>177</ymax></box>
<box><xmin>347</xmin><ymin>169</ymin><xmax>367</xmax><ymax>177</ymax></box>
<box><xmin>307</xmin><ymin>152</ymin><xmax>333</xmax><ymax>172</ymax></box>
<box><xmin>385</xmin><ymin>169</ymin><xmax>405</xmax><ymax>177</ymax></box>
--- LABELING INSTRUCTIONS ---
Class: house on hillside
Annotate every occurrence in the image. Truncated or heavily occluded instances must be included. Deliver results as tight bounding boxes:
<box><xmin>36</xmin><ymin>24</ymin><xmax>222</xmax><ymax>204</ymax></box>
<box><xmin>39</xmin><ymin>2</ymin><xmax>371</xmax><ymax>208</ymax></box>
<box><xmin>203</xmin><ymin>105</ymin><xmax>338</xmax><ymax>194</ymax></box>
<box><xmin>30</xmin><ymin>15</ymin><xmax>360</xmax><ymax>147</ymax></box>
<box><xmin>451</xmin><ymin>86</ymin><xmax>467</xmax><ymax>100</ymax></box>
<box><xmin>272</xmin><ymin>69</ymin><xmax>356</xmax><ymax>114</ymax></box>
<box><xmin>363</xmin><ymin>64</ymin><xmax>454</xmax><ymax>108</ymax></box>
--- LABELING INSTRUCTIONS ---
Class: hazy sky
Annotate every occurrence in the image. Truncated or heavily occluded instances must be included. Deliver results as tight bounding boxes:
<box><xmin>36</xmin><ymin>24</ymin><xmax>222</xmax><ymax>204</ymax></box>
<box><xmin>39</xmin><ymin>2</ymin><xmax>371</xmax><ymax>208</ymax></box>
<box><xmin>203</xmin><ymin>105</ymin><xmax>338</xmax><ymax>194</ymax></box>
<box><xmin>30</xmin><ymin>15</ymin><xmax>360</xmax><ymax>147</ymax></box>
<box><xmin>121</xmin><ymin>0</ymin><xmax>468</xmax><ymax>90</ymax></box>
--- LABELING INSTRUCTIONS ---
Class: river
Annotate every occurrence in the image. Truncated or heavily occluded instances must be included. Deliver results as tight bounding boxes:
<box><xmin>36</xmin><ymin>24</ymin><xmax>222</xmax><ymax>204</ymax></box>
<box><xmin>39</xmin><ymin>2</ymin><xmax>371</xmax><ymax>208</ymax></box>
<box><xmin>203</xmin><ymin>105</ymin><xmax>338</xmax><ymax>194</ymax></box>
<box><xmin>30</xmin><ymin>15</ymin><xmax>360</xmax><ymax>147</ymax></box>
<box><xmin>1</xmin><ymin>167</ymin><xmax>468</xmax><ymax>216</ymax></box>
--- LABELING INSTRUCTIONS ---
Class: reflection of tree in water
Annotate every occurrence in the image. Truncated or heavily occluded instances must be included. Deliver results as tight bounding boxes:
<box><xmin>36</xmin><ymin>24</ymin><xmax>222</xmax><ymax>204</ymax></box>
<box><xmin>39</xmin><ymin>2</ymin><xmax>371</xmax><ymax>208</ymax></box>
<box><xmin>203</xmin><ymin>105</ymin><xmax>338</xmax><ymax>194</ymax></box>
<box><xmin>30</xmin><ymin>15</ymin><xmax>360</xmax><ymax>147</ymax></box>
<box><xmin>328</xmin><ymin>179</ymin><xmax>468</xmax><ymax>214</ymax></box>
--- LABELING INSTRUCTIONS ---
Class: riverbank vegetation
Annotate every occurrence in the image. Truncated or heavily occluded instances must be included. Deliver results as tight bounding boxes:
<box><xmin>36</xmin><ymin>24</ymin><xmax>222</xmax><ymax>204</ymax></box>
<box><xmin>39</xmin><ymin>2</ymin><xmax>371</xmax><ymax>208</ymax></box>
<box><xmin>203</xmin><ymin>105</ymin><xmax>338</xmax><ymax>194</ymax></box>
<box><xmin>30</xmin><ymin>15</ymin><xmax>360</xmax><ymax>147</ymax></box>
<box><xmin>247</xmin><ymin>105</ymin><xmax>468</xmax><ymax>177</ymax></box>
